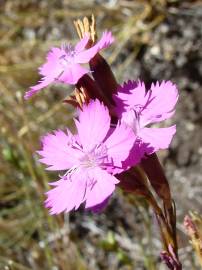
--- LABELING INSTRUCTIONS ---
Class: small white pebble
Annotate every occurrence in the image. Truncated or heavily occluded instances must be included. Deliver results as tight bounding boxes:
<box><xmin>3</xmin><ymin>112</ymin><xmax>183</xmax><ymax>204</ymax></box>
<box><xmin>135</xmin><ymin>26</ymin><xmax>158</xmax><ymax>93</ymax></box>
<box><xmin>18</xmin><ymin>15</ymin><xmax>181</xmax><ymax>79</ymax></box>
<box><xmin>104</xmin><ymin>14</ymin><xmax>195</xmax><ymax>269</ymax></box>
<box><xmin>16</xmin><ymin>91</ymin><xmax>22</xmax><ymax>100</ymax></box>
<box><xmin>8</xmin><ymin>260</ymin><xmax>13</xmax><ymax>265</ymax></box>
<box><xmin>186</xmin><ymin>122</ymin><xmax>195</xmax><ymax>131</ymax></box>
<box><xmin>52</xmin><ymin>266</ymin><xmax>59</xmax><ymax>270</ymax></box>
<box><xmin>198</xmin><ymin>147</ymin><xmax>202</xmax><ymax>155</ymax></box>
<box><xmin>39</xmin><ymin>241</ymin><xmax>45</xmax><ymax>248</ymax></box>
<box><xmin>150</xmin><ymin>45</ymin><xmax>160</xmax><ymax>56</ymax></box>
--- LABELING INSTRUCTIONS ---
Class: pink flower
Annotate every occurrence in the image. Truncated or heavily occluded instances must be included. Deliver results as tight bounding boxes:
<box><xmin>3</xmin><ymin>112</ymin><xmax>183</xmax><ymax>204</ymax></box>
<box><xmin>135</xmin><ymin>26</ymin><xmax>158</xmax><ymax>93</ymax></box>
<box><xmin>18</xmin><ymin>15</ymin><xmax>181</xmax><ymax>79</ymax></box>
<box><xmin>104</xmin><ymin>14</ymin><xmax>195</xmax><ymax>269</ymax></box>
<box><xmin>38</xmin><ymin>100</ymin><xmax>138</xmax><ymax>214</ymax></box>
<box><xmin>24</xmin><ymin>31</ymin><xmax>114</xmax><ymax>99</ymax></box>
<box><xmin>114</xmin><ymin>80</ymin><xmax>179</xmax><ymax>154</ymax></box>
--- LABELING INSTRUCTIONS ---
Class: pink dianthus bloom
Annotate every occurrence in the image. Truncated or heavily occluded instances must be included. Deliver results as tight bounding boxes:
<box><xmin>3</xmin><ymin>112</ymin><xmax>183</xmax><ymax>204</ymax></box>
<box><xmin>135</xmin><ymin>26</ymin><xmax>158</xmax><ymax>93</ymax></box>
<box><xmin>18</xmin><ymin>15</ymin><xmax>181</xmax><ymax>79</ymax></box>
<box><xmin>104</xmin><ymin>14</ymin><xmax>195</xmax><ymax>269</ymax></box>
<box><xmin>38</xmin><ymin>100</ymin><xmax>138</xmax><ymax>214</ymax></box>
<box><xmin>24</xmin><ymin>31</ymin><xmax>114</xmax><ymax>99</ymax></box>
<box><xmin>114</xmin><ymin>80</ymin><xmax>179</xmax><ymax>154</ymax></box>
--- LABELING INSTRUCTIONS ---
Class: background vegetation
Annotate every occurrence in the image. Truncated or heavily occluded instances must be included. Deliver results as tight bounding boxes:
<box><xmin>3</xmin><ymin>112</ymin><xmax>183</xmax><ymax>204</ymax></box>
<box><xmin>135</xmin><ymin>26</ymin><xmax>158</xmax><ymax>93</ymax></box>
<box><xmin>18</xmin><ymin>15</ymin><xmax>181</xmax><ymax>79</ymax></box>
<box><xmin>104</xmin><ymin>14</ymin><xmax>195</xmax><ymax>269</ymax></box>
<box><xmin>0</xmin><ymin>0</ymin><xmax>202</xmax><ymax>269</ymax></box>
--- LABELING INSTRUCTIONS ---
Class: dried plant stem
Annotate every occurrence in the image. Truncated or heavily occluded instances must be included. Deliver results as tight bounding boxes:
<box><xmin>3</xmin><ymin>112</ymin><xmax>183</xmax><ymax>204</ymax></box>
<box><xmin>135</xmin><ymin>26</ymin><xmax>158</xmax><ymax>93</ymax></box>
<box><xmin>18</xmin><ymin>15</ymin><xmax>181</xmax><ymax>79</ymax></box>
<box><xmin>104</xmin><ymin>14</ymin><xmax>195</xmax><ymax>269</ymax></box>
<box><xmin>134</xmin><ymin>166</ymin><xmax>181</xmax><ymax>269</ymax></box>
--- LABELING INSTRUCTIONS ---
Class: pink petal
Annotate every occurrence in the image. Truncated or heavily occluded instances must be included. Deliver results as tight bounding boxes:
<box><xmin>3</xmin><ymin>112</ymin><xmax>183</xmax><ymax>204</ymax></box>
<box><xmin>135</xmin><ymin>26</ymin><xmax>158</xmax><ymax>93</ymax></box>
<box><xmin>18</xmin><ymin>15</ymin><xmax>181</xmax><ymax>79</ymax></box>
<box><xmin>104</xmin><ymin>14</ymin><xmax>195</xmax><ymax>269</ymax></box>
<box><xmin>39</xmin><ymin>47</ymin><xmax>64</xmax><ymax>77</ymax></box>
<box><xmin>104</xmin><ymin>123</ymin><xmax>137</xmax><ymax>172</ymax></box>
<box><xmin>37</xmin><ymin>129</ymin><xmax>82</xmax><ymax>171</ymax></box>
<box><xmin>85</xmin><ymin>167</ymin><xmax>118</xmax><ymax>208</ymax></box>
<box><xmin>75</xmin><ymin>100</ymin><xmax>110</xmax><ymax>151</ymax></box>
<box><xmin>58</xmin><ymin>63</ymin><xmax>89</xmax><ymax>84</ymax></box>
<box><xmin>96</xmin><ymin>31</ymin><xmax>114</xmax><ymax>50</ymax></box>
<box><xmin>122</xmin><ymin>140</ymin><xmax>150</xmax><ymax>169</ymax></box>
<box><xmin>75</xmin><ymin>34</ymin><xmax>90</xmax><ymax>52</ymax></box>
<box><xmin>75</xmin><ymin>31</ymin><xmax>114</xmax><ymax>63</ymax></box>
<box><xmin>24</xmin><ymin>47</ymin><xmax>64</xmax><ymax>99</ymax></box>
<box><xmin>139</xmin><ymin>125</ymin><xmax>176</xmax><ymax>153</ymax></box>
<box><xmin>45</xmin><ymin>171</ymin><xmax>87</xmax><ymax>214</ymax></box>
<box><xmin>114</xmin><ymin>80</ymin><xmax>146</xmax><ymax>116</ymax></box>
<box><xmin>24</xmin><ymin>76</ymin><xmax>54</xmax><ymax>99</ymax></box>
<box><xmin>140</xmin><ymin>81</ymin><xmax>179</xmax><ymax>126</ymax></box>
<box><xmin>87</xmin><ymin>196</ymin><xmax>111</xmax><ymax>213</ymax></box>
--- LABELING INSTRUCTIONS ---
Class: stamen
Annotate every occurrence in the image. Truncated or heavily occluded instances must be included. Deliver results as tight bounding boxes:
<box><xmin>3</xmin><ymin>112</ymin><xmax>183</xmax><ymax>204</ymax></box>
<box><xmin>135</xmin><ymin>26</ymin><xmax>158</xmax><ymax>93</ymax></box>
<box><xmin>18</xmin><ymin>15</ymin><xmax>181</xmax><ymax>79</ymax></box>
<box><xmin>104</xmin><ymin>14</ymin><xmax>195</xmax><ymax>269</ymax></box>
<box><xmin>59</xmin><ymin>165</ymin><xmax>79</xmax><ymax>180</ymax></box>
<box><xmin>59</xmin><ymin>143</ymin><xmax>109</xmax><ymax>181</ymax></box>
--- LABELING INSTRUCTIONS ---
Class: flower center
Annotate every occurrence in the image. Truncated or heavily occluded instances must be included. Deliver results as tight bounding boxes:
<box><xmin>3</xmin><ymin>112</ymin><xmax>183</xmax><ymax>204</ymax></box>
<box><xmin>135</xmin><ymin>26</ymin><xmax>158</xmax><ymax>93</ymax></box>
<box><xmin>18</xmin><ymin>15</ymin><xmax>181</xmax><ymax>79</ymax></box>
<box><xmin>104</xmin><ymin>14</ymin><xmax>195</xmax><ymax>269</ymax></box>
<box><xmin>79</xmin><ymin>144</ymin><xmax>108</xmax><ymax>168</ymax></box>
<box><xmin>59</xmin><ymin>44</ymin><xmax>76</xmax><ymax>67</ymax></box>
<box><xmin>61</xmin><ymin>143</ymin><xmax>108</xmax><ymax>181</ymax></box>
